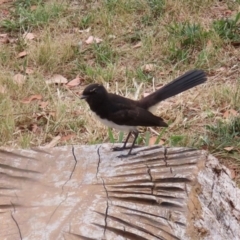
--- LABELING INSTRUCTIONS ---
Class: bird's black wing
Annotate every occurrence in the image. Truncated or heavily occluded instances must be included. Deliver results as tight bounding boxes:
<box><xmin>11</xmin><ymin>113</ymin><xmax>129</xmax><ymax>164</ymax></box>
<box><xmin>107</xmin><ymin>106</ymin><xmax>167</xmax><ymax>127</ymax></box>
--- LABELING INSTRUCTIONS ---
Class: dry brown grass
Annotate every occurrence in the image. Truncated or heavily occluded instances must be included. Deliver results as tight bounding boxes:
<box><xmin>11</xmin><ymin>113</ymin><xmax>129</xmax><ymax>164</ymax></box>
<box><xmin>0</xmin><ymin>0</ymin><xmax>240</xmax><ymax>181</ymax></box>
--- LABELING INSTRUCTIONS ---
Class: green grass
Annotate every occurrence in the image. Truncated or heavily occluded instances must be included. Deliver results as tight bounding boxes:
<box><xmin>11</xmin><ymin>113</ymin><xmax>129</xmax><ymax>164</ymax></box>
<box><xmin>202</xmin><ymin>118</ymin><xmax>240</xmax><ymax>158</ymax></box>
<box><xmin>2</xmin><ymin>1</ymin><xmax>66</xmax><ymax>32</ymax></box>
<box><xmin>0</xmin><ymin>0</ymin><xmax>240</xmax><ymax>181</ymax></box>
<box><xmin>213</xmin><ymin>12</ymin><xmax>240</xmax><ymax>42</ymax></box>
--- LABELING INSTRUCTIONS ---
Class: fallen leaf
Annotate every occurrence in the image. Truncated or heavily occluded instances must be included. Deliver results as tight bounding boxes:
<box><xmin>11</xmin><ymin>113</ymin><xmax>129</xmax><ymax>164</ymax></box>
<box><xmin>132</xmin><ymin>41</ymin><xmax>142</xmax><ymax>49</ymax></box>
<box><xmin>231</xmin><ymin>42</ymin><xmax>240</xmax><ymax>47</ymax></box>
<box><xmin>206</xmin><ymin>40</ymin><xmax>212</xmax><ymax>50</ymax></box>
<box><xmin>1</xmin><ymin>9</ymin><xmax>9</xmax><ymax>16</ymax></box>
<box><xmin>44</xmin><ymin>136</ymin><xmax>61</xmax><ymax>148</ymax></box>
<box><xmin>149</xmin><ymin>136</ymin><xmax>165</xmax><ymax>146</ymax></box>
<box><xmin>0</xmin><ymin>85</ymin><xmax>6</xmax><ymax>93</ymax></box>
<box><xmin>17</xmin><ymin>51</ymin><xmax>28</xmax><ymax>58</ymax></box>
<box><xmin>30</xmin><ymin>5</ymin><xmax>37</xmax><ymax>10</ymax></box>
<box><xmin>61</xmin><ymin>134</ymin><xmax>76</xmax><ymax>141</ymax></box>
<box><xmin>0</xmin><ymin>0</ymin><xmax>10</xmax><ymax>4</ymax></box>
<box><xmin>224</xmin><ymin>10</ymin><xmax>232</xmax><ymax>15</ymax></box>
<box><xmin>46</xmin><ymin>74</ymin><xmax>68</xmax><ymax>84</ymax></box>
<box><xmin>0</xmin><ymin>33</ymin><xmax>9</xmax><ymax>43</ymax></box>
<box><xmin>39</xmin><ymin>101</ymin><xmax>48</xmax><ymax>109</ymax></box>
<box><xmin>223</xmin><ymin>109</ymin><xmax>238</xmax><ymax>119</ymax></box>
<box><xmin>25</xmin><ymin>67</ymin><xmax>34</xmax><ymax>74</ymax></box>
<box><xmin>66</xmin><ymin>75</ymin><xmax>81</xmax><ymax>87</ymax></box>
<box><xmin>21</xmin><ymin>94</ymin><xmax>42</xmax><ymax>103</ymax></box>
<box><xmin>72</xmin><ymin>110</ymin><xmax>83</xmax><ymax>116</ymax></box>
<box><xmin>85</xmin><ymin>36</ymin><xmax>103</xmax><ymax>44</ymax></box>
<box><xmin>9</xmin><ymin>38</ymin><xmax>18</xmax><ymax>44</ymax></box>
<box><xmin>79</xmin><ymin>27</ymin><xmax>91</xmax><ymax>33</ymax></box>
<box><xmin>13</xmin><ymin>73</ymin><xmax>26</xmax><ymax>85</ymax></box>
<box><xmin>141</xmin><ymin>64</ymin><xmax>156</xmax><ymax>73</ymax></box>
<box><xmin>108</xmin><ymin>34</ymin><xmax>116</xmax><ymax>39</ymax></box>
<box><xmin>149</xmin><ymin>136</ymin><xmax>157</xmax><ymax>146</ymax></box>
<box><xmin>158</xmin><ymin>139</ymin><xmax>165</xmax><ymax>145</ymax></box>
<box><xmin>217</xmin><ymin>66</ymin><xmax>227</xmax><ymax>72</ymax></box>
<box><xmin>224</xmin><ymin>146</ymin><xmax>234</xmax><ymax>152</ymax></box>
<box><xmin>23</xmin><ymin>32</ymin><xmax>35</xmax><ymax>40</ymax></box>
<box><xmin>48</xmin><ymin>111</ymin><xmax>56</xmax><ymax>117</ymax></box>
<box><xmin>28</xmin><ymin>123</ymin><xmax>38</xmax><ymax>133</ymax></box>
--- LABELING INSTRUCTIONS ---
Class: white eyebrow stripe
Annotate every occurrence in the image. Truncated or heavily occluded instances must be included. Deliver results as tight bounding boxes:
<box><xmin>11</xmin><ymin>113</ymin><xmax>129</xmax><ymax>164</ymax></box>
<box><xmin>90</xmin><ymin>88</ymin><xmax>96</xmax><ymax>92</ymax></box>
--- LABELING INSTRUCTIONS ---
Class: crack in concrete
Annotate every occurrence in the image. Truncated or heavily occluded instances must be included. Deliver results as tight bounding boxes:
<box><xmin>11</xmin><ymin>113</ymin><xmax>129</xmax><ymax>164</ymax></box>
<box><xmin>11</xmin><ymin>202</ymin><xmax>22</xmax><ymax>240</ymax></box>
<box><xmin>61</xmin><ymin>146</ymin><xmax>78</xmax><ymax>191</ymax></box>
<box><xmin>146</xmin><ymin>165</ymin><xmax>154</xmax><ymax>195</ymax></box>
<box><xmin>46</xmin><ymin>146</ymin><xmax>78</xmax><ymax>232</ymax></box>
<box><xmin>46</xmin><ymin>193</ymin><xmax>69</xmax><ymax>228</ymax></box>
<box><xmin>184</xmin><ymin>183</ymin><xmax>189</xmax><ymax>197</ymax></box>
<box><xmin>101</xmin><ymin>177</ymin><xmax>109</xmax><ymax>237</ymax></box>
<box><xmin>96</xmin><ymin>146</ymin><xmax>101</xmax><ymax>179</ymax></box>
<box><xmin>163</xmin><ymin>147</ymin><xmax>168</xmax><ymax>166</ymax></box>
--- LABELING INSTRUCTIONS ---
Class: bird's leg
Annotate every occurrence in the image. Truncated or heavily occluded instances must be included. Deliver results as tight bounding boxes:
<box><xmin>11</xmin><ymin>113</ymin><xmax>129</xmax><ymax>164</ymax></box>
<box><xmin>112</xmin><ymin>132</ymin><xmax>132</xmax><ymax>151</ymax></box>
<box><xmin>117</xmin><ymin>131</ymin><xmax>139</xmax><ymax>158</ymax></box>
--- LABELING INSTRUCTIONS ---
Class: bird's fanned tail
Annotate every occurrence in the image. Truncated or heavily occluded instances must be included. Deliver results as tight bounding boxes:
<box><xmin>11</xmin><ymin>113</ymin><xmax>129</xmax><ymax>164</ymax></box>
<box><xmin>138</xmin><ymin>69</ymin><xmax>207</xmax><ymax>109</ymax></box>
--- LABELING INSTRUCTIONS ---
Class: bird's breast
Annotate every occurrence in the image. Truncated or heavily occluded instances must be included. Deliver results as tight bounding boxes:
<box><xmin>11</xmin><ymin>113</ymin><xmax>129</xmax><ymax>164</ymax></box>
<box><xmin>92</xmin><ymin>112</ymin><xmax>137</xmax><ymax>132</ymax></box>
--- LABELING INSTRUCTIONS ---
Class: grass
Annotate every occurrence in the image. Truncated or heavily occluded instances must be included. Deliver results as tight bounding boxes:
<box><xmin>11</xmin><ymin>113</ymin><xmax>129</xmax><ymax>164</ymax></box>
<box><xmin>0</xmin><ymin>0</ymin><xmax>240</xmax><ymax>182</ymax></box>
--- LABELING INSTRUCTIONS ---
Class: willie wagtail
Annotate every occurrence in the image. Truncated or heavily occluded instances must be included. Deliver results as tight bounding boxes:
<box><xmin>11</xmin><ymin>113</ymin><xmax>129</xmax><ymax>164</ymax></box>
<box><xmin>81</xmin><ymin>69</ymin><xmax>207</xmax><ymax>157</ymax></box>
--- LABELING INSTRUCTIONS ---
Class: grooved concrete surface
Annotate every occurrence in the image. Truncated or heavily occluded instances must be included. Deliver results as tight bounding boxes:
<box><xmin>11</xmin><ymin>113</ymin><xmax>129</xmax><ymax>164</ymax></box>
<box><xmin>0</xmin><ymin>144</ymin><xmax>239</xmax><ymax>240</ymax></box>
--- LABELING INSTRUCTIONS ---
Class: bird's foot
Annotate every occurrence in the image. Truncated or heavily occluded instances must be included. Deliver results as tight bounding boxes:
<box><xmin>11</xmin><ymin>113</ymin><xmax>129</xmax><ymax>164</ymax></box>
<box><xmin>117</xmin><ymin>152</ymin><xmax>137</xmax><ymax>158</ymax></box>
<box><xmin>112</xmin><ymin>145</ymin><xmax>139</xmax><ymax>152</ymax></box>
<box><xmin>112</xmin><ymin>146</ymin><xmax>127</xmax><ymax>151</ymax></box>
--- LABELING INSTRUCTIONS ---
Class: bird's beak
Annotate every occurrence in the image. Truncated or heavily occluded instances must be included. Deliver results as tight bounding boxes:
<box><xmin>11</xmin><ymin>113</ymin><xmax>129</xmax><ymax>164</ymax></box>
<box><xmin>80</xmin><ymin>94</ymin><xmax>87</xmax><ymax>99</ymax></box>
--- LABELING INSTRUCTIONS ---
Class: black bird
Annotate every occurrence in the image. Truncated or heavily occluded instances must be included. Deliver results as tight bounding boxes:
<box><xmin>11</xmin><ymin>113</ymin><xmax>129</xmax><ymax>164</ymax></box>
<box><xmin>81</xmin><ymin>69</ymin><xmax>207</xmax><ymax>157</ymax></box>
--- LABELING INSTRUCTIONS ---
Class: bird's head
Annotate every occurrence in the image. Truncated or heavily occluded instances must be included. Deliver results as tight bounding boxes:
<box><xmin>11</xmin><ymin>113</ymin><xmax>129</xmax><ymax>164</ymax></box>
<box><xmin>80</xmin><ymin>83</ymin><xmax>108</xmax><ymax>103</ymax></box>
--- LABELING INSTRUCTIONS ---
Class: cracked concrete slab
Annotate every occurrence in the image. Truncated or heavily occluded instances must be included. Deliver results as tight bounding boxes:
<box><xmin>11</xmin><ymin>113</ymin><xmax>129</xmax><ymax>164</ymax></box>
<box><xmin>0</xmin><ymin>144</ymin><xmax>239</xmax><ymax>240</ymax></box>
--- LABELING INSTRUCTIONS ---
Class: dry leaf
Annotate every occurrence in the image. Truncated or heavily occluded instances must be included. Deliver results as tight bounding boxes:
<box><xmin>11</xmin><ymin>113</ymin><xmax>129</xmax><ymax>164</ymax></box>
<box><xmin>229</xmin><ymin>168</ymin><xmax>236</xmax><ymax>179</ymax></box>
<box><xmin>25</xmin><ymin>67</ymin><xmax>34</xmax><ymax>75</ymax></box>
<box><xmin>30</xmin><ymin>5</ymin><xmax>37</xmax><ymax>10</ymax></box>
<box><xmin>85</xmin><ymin>36</ymin><xmax>103</xmax><ymax>44</ymax></box>
<box><xmin>158</xmin><ymin>139</ymin><xmax>165</xmax><ymax>145</ymax></box>
<box><xmin>0</xmin><ymin>0</ymin><xmax>10</xmax><ymax>4</ymax></box>
<box><xmin>21</xmin><ymin>94</ymin><xmax>42</xmax><ymax>103</ymax></box>
<box><xmin>17</xmin><ymin>51</ymin><xmax>28</xmax><ymax>58</ymax></box>
<box><xmin>28</xmin><ymin>123</ymin><xmax>38</xmax><ymax>133</ymax></box>
<box><xmin>132</xmin><ymin>42</ymin><xmax>142</xmax><ymax>49</ymax></box>
<box><xmin>48</xmin><ymin>111</ymin><xmax>56</xmax><ymax>117</ymax></box>
<box><xmin>0</xmin><ymin>33</ymin><xmax>9</xmax><ymax>43</ymax></box>
<box><xmin>149</xmin><ymin>136</ymin><xmax>165</xmax><ymax>146</ymax></box>
<box><xmin>224</xmin><ymin>147</ymin><xmax>234</xmax><ymax>152</ymax></box>
<box><xmin>223</xmin><ymin>109</ymin><xmax>238</xmax><ymax>119</ymax></box>
<box><xmin>23</xmin><ymin>32</ymin><xmax>35</xmax><ymax>40</ymax></box>
<box><xmin>149</xmin><ymin>136</ymin><xmax>157</xmax><ymax>146</ymax></box>
<box><xmin>13</xmin><ymin>73</ymin><xmax>26</xmax><ymax>85</ymax></box>
<box><xmin>44</xmin><ymin>136</ymin><xmax>61</xmax><ymax>148</ymax></box>
<box><xmin>79</xmin><ymin>27</ymin><xmax>91</xmax><ymax>33</ymax></box>
<box><xmin>108</xmin><ymin>34</ymin><xmax>116</xmax><ymax>39</ymax></box>
<box><xmin>46</xmin><ymin>74</ymin><xmax>68</xmax><ymax>84</ymax></box>
<box><xmin>66</xmin><ymin>75</ymin><xmax>81</xmax><ymax>87</ymax></box>
<box><xmin>224</xmin><ymin>10</ymin><xmax>232</xmax><ymax>15</ymax></box>
<box><xmin>206</xmin><ymin>40</ymin><xmax>213</xmax><ymax>50</ymax></box>
<box><xmin>61</xmin><ymin>134</ymin><xmax>76</xmax><ymax>141</ymax></box>
<box><xmin>141</xmin><ymin>64</ymin><xmax>156</xmax><ymax>73</ymax></box>
<box><xmin>39</xmin><ymin>101</ymin><xmax>48</xmax><ymax>109</ymax></box>
<box><xmin>0</xmin><ymin>85</ymin><xmax>6</xmax><ymax>94</ymax></box>
<box><xmin>217</xmin><ymin>67</ymin><xmax>227</xmax><ymax>72</ymax></box>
